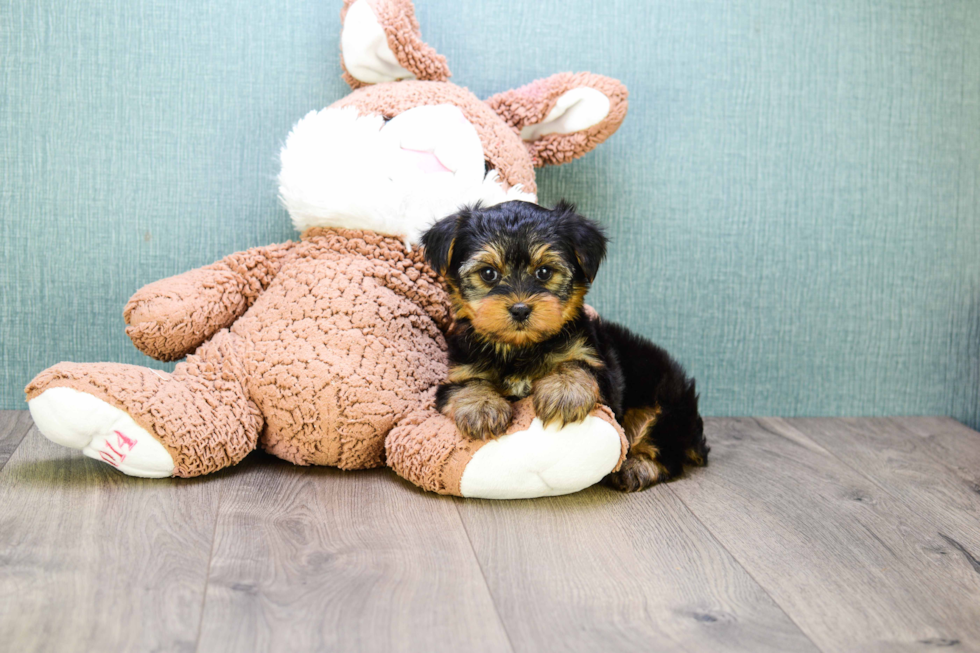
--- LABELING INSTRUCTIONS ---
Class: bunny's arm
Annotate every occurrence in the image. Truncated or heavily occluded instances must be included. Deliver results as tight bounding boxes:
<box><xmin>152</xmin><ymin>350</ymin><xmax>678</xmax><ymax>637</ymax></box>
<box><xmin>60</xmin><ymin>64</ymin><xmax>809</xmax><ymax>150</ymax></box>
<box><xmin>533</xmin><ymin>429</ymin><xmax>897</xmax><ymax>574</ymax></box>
<box><xmin>123</xmin><ymin>242</ymin><xmax>296</xmax><ymax>361</ymax></box>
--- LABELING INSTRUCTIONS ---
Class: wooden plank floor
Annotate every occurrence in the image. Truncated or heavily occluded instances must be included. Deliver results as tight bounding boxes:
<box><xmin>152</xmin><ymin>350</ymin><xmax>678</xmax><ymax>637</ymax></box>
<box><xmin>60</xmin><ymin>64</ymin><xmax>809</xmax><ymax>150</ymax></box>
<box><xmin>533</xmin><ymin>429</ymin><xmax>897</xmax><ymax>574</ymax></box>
<box><xmin>2</xmin><ymin>412</ymin><xmax>980</xmax><ymax>652</ymax></box>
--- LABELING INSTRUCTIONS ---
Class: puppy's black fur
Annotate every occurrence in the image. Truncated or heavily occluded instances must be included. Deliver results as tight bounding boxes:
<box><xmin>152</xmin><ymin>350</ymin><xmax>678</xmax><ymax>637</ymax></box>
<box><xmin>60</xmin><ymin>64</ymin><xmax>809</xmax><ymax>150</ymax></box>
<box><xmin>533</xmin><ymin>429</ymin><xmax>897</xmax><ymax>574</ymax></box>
<box><xmin>421</xmin><ymin>200</ymin><xmax>708</xmax><ymax>491</ymax></box>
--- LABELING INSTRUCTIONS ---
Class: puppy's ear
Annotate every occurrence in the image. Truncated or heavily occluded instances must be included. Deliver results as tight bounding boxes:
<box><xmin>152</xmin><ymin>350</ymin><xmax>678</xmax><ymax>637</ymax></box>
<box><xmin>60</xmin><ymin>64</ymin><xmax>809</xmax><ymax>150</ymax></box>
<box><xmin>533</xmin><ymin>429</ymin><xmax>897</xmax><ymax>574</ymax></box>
<box><xmin>554</xmin><ymin>200</ymin><xmax>607</xmax><ymax>283</ymax></box>
<box><xmin>421</xmin><ymin>213</ymin><xmax>461</xmax><ymax>275</ymax></box>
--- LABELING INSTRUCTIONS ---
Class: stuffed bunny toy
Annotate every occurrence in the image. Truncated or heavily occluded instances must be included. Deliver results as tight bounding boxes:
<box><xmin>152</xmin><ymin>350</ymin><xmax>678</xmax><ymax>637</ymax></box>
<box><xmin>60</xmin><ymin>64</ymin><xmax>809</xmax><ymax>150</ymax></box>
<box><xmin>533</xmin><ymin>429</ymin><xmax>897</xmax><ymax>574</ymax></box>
<box><xmin>26</xmin><ymin>0</ymin><xmax>629</xmax><ymax>499</ymax></box>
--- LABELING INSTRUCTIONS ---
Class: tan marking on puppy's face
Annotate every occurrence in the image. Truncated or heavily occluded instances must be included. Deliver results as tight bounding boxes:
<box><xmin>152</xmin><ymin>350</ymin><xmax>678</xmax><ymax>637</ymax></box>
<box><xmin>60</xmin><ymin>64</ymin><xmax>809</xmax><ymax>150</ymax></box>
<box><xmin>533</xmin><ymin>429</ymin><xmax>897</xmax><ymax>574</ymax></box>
<box><xmin>459</xmin><ymin>243</ymin><xmax>509</xmax><ymax>279</ymax></box>
<box><xmin>560</xmin><ymin>283</ymin><xmax>588</xmax><ymax>323</ymax></box>
<box><xmin>469</xmin><ymin>293</ymin><xmax>564</xmax><ymax>346</ymax></box>
<box><xmin>454</xmin><ymin>243</ymin><xmax>574</xmax><ymax>346</ymax></box>
<box><xmin>446</xmin><ymin>224</ymin><xmax>590</xmax><ymax>347</ymax></box>
<box><xmin>529</xmin><ymin>243</ymin><xmax>566</xmax><ymax>274</ymax></box>
<box><xmin>528</xmin><ymin>244</ymin><xmax>576</xmax><ymax>299</ymax></box>
<box><xmin>447</xmin><ymin>286</ymin><xmax>475</xmax><ymax>322</ymax></box>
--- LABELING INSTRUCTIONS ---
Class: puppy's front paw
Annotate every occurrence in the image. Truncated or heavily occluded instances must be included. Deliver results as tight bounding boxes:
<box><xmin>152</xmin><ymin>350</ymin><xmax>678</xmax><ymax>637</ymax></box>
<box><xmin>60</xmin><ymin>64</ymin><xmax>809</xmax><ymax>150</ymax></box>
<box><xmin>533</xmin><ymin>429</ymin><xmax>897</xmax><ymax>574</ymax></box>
<box><xmin>444</xmin><ymin>383</ymin><xmax>513</xmax><ymax>440</ymax></box>
<box><xmin>454</xmin><ymin>398</ymin><xmax>513</xmax><ymax>441</ymax></box>
<box><xmin>532</xmin><ymin>364</ymin><xmax>599</xmax><ymax>429</ymax></box>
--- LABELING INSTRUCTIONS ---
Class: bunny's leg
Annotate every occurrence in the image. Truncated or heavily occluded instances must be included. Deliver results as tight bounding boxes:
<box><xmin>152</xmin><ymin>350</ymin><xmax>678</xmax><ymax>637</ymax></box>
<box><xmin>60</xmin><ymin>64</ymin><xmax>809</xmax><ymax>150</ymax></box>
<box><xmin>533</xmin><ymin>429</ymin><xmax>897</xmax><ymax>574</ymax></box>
<box><xmin>26</xmin><ymin>330</ymin><xmax>261</xmax><ymax>478</ymax></box>
<box><xmin>386</xmin><ymin>399</ymin><xmax>628</xmax><ymax>499</ymax></box>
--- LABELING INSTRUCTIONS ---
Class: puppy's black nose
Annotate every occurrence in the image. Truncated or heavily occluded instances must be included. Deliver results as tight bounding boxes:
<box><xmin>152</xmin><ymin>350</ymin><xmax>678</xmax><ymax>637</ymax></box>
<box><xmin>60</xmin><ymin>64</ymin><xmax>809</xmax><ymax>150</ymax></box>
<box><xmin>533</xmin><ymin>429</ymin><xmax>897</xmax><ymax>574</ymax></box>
<box><xmin>509</xmin><ymin>303</ymin><xmax>532</xmax><ymax>322</ymax></box>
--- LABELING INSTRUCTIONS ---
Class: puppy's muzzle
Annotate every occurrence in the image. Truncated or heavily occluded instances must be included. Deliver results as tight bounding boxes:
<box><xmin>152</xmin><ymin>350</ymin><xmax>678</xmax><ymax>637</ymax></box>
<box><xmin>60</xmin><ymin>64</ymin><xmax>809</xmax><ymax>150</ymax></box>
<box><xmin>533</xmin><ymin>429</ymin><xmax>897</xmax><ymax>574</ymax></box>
<box><xmin>509</xmin><ymin>302</ymin><xmax>532</xmax><ymax>322</ymax></box>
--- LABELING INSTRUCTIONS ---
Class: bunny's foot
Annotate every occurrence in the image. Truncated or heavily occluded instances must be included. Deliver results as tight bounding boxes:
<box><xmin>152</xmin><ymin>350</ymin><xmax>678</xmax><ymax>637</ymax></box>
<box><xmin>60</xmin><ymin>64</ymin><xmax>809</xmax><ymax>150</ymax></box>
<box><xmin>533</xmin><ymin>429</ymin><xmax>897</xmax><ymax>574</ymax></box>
<box><xmin>387</xmin><ymin>398</ymin><xmax>628</xmax><ymax>499</ymax></box>
<box><xmin>29</xmin><ymin>386</ymin><xmax>175</xmax><ymax>478</ymax></box>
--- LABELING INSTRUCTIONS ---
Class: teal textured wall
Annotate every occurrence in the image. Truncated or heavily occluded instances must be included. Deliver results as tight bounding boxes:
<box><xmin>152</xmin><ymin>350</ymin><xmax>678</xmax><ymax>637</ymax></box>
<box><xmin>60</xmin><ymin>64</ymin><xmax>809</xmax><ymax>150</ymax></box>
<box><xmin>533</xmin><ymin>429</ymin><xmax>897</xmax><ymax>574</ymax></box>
<box><xmin>2</xmin><ymin>0</ymin><xmax>979</xmax><ymax>424</ymax></box>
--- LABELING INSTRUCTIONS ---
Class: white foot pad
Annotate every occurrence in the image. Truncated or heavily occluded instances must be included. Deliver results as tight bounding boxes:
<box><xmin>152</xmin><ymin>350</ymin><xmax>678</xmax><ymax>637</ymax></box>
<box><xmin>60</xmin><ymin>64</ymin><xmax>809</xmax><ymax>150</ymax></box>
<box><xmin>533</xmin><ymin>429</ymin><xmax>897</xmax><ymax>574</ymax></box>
<box><xmin>28</xmin><ymin>387</ymin><xmax>175</xmax><ymax>478</ymax></box>
<box><xmin>458</xmin><ymin>415</ymin><xmax>623</xmax><ymax>499</ymax></box>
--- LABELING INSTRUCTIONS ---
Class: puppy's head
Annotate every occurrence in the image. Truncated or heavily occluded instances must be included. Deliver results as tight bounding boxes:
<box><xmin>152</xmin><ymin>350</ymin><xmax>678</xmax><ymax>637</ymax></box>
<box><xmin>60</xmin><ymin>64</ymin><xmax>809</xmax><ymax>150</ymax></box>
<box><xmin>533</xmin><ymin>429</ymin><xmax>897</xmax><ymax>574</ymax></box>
<box><xmin>422</xmin><ymin>200</ymin><xmax>607</xmax><ymax>347</ymax></box>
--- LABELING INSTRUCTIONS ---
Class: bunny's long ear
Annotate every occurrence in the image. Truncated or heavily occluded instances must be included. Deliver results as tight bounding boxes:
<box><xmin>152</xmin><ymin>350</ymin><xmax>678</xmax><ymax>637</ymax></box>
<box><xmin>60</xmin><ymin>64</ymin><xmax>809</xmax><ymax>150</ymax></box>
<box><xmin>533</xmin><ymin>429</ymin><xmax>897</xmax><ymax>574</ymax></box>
<box><xmin>485</xmin><ymin>73</ymin><xmax>628</xmax><ymax>167</ymax></box>
<box><xmin>339</xmin><ymin>0</ymin><xmax>451</xmax><ymax>89</ymax></box>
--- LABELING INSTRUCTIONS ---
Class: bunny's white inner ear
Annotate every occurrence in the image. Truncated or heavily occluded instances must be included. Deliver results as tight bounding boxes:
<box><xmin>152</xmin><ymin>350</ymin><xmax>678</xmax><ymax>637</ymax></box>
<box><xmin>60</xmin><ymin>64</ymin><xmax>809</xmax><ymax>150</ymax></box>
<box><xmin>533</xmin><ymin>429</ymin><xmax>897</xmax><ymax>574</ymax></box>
<box><xmin>519</xmin><ymin>87</ymin><xmax>611</xmax><ymax>141</ymax></box>
<box><xmin>342</xmin><ymin>0</ymin><xmax>415</xmax><ymax>84</ymax></box>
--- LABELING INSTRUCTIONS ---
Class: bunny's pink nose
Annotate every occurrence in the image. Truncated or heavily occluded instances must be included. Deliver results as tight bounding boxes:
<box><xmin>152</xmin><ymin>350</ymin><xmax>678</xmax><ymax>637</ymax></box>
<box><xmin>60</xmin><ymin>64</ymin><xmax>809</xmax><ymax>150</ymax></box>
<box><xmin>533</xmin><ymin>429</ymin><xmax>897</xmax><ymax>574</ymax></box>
<box><xmin>399</xmin><ymin>147</ymin><xmax>452</xmax><ymax>174</ymax></box>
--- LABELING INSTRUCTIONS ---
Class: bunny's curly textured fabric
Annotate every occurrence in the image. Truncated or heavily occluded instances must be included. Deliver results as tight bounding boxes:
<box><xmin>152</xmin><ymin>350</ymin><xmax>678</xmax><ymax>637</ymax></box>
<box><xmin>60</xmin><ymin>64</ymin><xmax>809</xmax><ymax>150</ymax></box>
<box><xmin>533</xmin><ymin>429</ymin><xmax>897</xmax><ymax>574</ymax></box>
<box><xmin>27</xmin><ymin>228</ymin><xmax>453</xmax><ymax>476</ymax></box>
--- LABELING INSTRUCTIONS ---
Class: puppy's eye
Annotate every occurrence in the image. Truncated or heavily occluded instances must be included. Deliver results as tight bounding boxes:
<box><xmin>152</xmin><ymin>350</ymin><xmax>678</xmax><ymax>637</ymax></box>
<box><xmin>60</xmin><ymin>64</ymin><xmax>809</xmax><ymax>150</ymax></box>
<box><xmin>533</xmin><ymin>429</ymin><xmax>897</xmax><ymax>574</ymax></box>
<box><xmin>479</xmin><ymin>267</ymin><xmax>499</xmax><ymax>284</ymax></box>
<box><xmin>535</xmin><ymin>267</ymin><xmax>553</xmax><ymax>282</ymax></box>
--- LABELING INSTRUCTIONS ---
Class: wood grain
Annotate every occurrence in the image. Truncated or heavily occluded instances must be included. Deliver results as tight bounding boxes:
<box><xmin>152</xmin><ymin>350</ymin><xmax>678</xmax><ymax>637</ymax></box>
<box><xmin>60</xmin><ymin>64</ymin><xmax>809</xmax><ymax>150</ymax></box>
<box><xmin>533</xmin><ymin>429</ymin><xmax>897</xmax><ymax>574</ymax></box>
<box><xmin>0</xmin><ymin>410</ymin><xmax>33</xmax><ymax>470</ymax></box>
<box><xmin>671</xmin><ymin>418</ymin><xmax>980</xmax><ymax>653</ymax></box>
<box><xmin>0</xmin><ymin>427</ymin><xmax>222</xmax><ymax>653</ymax></box>
<box><xmin>775</xmin><ymin>417</ymin><xmax>980</xmax><ymax>562</ymax></box>
<box><xmin>6</xmin><ymin>414</ymin><xmax>980</xmax><ymax>652</ymax></box>
<box><xmin>196</xmin><ymin>454</ymin><xmax>512</xmax><ymax>653</ymax></box>
<box><xmin>886</xmin><ymin>417</ymin><xmax>980</xmax><ymax>488</ymax></box>
<box><xmin>455</xmin><ymin>484</ymin><xmax>820</xmax><ymax>653</ymax></box>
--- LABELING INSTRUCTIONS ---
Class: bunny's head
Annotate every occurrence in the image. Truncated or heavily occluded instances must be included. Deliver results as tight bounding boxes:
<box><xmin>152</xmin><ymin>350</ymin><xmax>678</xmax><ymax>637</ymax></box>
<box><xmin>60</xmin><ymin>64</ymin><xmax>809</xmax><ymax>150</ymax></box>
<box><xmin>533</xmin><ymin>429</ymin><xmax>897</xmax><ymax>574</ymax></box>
<box><xmin>278</xmin><ymin>0</ymin><xmax>628</xmax><ymax>244</ymax></box>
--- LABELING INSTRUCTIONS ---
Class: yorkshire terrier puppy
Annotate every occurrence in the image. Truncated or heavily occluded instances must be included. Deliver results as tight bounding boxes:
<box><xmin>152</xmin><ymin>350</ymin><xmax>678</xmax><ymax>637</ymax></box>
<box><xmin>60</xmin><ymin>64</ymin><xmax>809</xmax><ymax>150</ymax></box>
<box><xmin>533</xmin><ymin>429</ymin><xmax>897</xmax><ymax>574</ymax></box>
<box><xmin>421</xmin><ymin>200</ymin><xmax>708</xmax><ymax>491</ymax></box>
